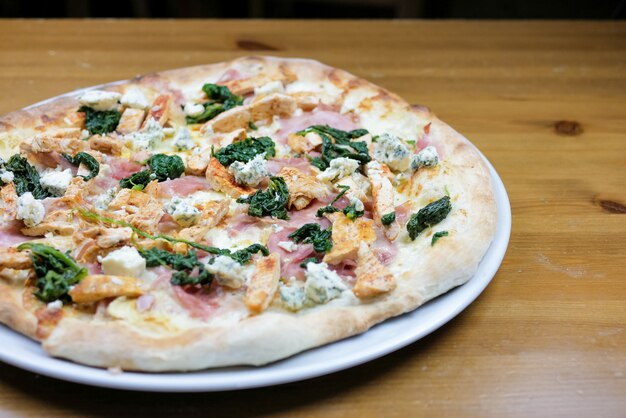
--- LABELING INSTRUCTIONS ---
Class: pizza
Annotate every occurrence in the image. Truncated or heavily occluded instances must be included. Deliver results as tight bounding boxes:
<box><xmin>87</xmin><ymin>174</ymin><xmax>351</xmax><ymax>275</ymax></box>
<box><xmin>0</xmin><ymin>56</ymin><xmax>496</xmax><ymax>371</ymax></box>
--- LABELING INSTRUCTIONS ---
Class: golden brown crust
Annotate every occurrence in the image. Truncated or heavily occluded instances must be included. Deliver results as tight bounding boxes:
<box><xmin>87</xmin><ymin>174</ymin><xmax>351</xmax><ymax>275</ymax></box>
<box><xmin>0</xmin><ymin>56</ymin><xmax>497</xmax><ymax>371</ymax></box>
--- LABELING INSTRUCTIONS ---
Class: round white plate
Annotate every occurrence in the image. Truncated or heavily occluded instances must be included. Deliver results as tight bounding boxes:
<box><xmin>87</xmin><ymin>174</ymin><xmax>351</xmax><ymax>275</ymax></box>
<box><xmin>0</xmin><ymin>154</ymin><xmax>510</xmax><ymax>392</ymax></box>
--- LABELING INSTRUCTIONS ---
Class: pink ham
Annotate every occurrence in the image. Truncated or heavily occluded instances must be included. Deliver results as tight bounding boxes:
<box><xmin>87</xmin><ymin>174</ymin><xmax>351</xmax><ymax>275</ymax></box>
<box><xmin>395</xmin><ymin>201</ymin><xmax>411</xmax><ymax>226</ymax></box>
<box><xmin>371</xmin><ymin>233</ymin><xmax>399</xmax><ymax>266</ymax></box>
<box><xmin>217</xmin><ymin>68</ymin><xmax>244</xmax><ymax>84</ymax></box>
<box><xmin>107</xmin><ymin>157</ymin><xmax>143</xmax><ymax>180</ymax></box>
<box><xmin>267</xmin><ymin>226</ymin><xmax>316</xmax><ymax>280</ymax></box>
<box><xmin>329</xmin><ymin>258</ymin><xmax>357</xmax><ymax>280</ymax></box>
<box><xmin>158</xmin><ymin>213</ymin><xmax>179</xmax><ymax>233</ymax></box>
<box><xmin>416</xmin><ymin>123</ymin><xmax>444</xmax><ymax>158</ymax></box>
<box><xmin>158</xmin><ymin>176</ymin><xmax>211</xmax><ymax>198</ymax></box>
<box><xmin>136</xmin><ymin>294</ymin><xmax>155</xmax><ymax>312</ymax></box>
<box><xmin>172</xmin><ymin>282</ymin><xmax>223</xmax><ymax>319</ymax></box>
<box><xmin>131</xmin><ymin>150</ymin><xmax>152</xmax><ymax>163</ymax></box>
<box><xmin>0</xmin><ymin>220</ymin><xmax>31</xmax><ymax>246</ymax></box>
<box><xmin>85</xmin><ymin>262</ymin><xmax>103</xmax><ymax>275</ymax></box>
<box><xmin>275</xmin><ymin>110</ymin><xmax>358</xmax><ymax>144</ymax></box>
<box><xmin>266</xmin><ymin>157</ymin><xmax>313</xmax><ymax>175</ymax></box>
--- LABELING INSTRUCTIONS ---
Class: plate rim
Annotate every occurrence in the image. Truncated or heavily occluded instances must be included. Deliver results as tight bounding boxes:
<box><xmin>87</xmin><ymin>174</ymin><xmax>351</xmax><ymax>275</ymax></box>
<box><xmin>0</xmin><ymin>153</ymin><xmax>511</xmax><ymax>392</ymax></box>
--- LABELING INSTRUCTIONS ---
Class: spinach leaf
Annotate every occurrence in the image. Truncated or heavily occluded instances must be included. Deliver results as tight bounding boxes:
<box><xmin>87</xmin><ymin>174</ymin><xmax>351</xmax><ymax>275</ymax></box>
<box><xmin>316</xmin><ymin>185</ymin><xmax>363</xmax><ymax>220</ymax></box>
<box><xmin>381</xmin><ymin>211</ymin><xmax>396</xmax><ymax>226</ymax></box>
<box><xmin>147</xmin><ymin>154</ymin><xmax>185</xmax><ymax>181</ymax></box>
<box><xmin>343</xmin><ymin>202</ymin><xmax>364</xmax><ymax>220</ymax></box>
<box><xmin>431</xmin><ymin>231</ymin><xmax>449</xmax><ymax>246</ymax></box>
<box><xmin>138</xmin><ymin>247</ymin><xmax>213</xmax><ymax>287</ymax></box>
<box><xmin>213</xmin><ymin>137</ymin><xmax>276</xmax><ymax>167</ymax></box>
<box><xmin>185</xmin><ymin>84</ymin><xmax>243</xmax><ymax>124</ymax></box>
<box><xmin>78</xmin><ymin>106</ymin><xmax>121</xmax><ymax>135</ymax></box>
<box><xmin>288</xmin><ymin>223</ymin><xmax>333</xmax><ymax>253</ymax></box>
<box><xmin>119</xmin><ymin>153</ymin><xmax>185</xmax><ymax>189</ymax></box>
<box><xmin>17</xmin><ymin>243</ymin><xmax>87</xmax><ymax>303</ymax></box>
<box><xmin>299</xmin><ymin>257</ymin><xmax>320</xmax><ymax>268</ymax></box>
<box><xmin>62</xmin><ymin>152</ymin><xmax>100</xmax><ymax>181</ymax></box>
<box><xmin>4</xmin><ymin>154</ymin><xmax>51</xmax><ymax>199</ymax></box>
<box><xmin>237</xmin><ymin>176</ymin><xmax>289</xmax><ymax>219</ymax></box>
<box><xmin>297</xmin><ymin>125</ymin><xmax>371</xmax><ymax>170</ymax></box>
<box><xmin>407</xmin><ymin>196</ymin><xmax>452</xmax><ymax>240</ymax></box>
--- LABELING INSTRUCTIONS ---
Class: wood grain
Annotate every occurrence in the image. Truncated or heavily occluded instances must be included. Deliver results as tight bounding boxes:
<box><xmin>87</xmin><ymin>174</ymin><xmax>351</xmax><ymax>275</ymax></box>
<box><xmin>0</xmin><ymin>19</ymin><xmax>625</xmax><ymax>418</ymax></box>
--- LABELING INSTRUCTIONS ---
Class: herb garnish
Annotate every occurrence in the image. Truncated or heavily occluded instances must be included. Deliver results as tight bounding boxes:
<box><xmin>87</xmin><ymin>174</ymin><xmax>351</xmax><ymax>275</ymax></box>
<box><xmin>78</xmin><ymin>106</ymin><xmax>121</xmax><ymax>135</ymax></box>
<box><xmin>185</xmin><ymin>83</ymin><xmax>243</xmax><ymax>124</ymax></box>
<box><xmin>288</xmin><ymin>223</ymin><xmax>333</xmax><ymax>253</ymax></box>
<box><xmin>431</xmin><ymin>231</ymin><xmax>449</xmax><ymax>246</ymax></box>
<box><xmin>296</xmin><ymin>125</ymin><xmax>370</xmax><ymax>171</ymax></box>
<box><xmin>17</xmin><ymin>243</ymin><xmax>88</xmax><ymax>303</ymax></box>
<box><xmin>237</xmin><ymin>176</ymin><xmax>289</xmax><ymax>219</ymax></box>
<box><xmin>62</xmin><ymin>152</ymin><xmax>100</xmax><ymax>181</ymax></box>
<box><xmin>381</xmin><ymin>211</ymin><xmax>396</xmax><ymax>226</ymax></box>
<box><xmin>213</xmin><ymin>136</ymin><xmax>276</xmax><ymax>167</ymax></box>
<box><xmin>406</xmin><ymin>196</ymin><xmax>452</xmax><ymax>240</ymax></box>
<box><xmin>316</xmin><ymin>185</ymin><xmax>363</xmax><ymax>220</ymax></box>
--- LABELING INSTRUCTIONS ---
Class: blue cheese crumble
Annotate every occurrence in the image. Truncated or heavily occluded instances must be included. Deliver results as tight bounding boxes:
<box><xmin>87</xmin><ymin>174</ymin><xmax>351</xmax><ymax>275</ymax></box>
<box><xmin>164</xmin><ymin>197</ymin><xmax>201</xmax><ymax>227</ymax></box>
<box><xmin>411</xmin><ymin>145</ymin><xmax>439</xmax><ymax>170</ymax></box>
<box><xmin>172</xmin><ymin>127</ymin><xmax>195</xmax><ymax>151</ymax></box>
<box><xmin>16</xmin><ymin>192</ymin><xmax>45</xmax><ymax>227</ymax></box>
<box><xmin>39</xmin><ymin>168</ymin><xmax>73</xmax><ymax>196</ymax></box>
<box><xmin>317</xmin><ymin>157</ymin><xmax>360</xmax><ymax>183</ymax></box>
<box><xmin>124</xmin><ymin>117</ymin><xmax>164</xmax><ymax>151</ymax></box>
<box><xmin>304</xmin><ymin>262</ymin><xmax>347</xmax><ymax>304</ymax></box>
<box><xmin>279</xmin><ymin>283</ymin><xmax>306</xmax><ymax>311</ymax></box>
<box><xmin>228</xmin><ymin>153</ymin><xmax>269</xmax><ymax>187</ymax></box>
<box><xmin>373</xmin><ymin>133</ymin><xmax>411</xmax><ymax>171</ymax></box>
<box><xmin>205</xmin><ymin>255</ymin><xmax>245</xmax><ymax>289</ymax></box>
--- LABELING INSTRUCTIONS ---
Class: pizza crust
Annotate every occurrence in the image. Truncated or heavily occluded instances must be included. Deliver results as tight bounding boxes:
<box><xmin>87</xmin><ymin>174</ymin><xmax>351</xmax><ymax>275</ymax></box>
<box><xmin>0</xmin><ymin>56</ymin><xmax>497</xmax><ymax>371</ymax></box>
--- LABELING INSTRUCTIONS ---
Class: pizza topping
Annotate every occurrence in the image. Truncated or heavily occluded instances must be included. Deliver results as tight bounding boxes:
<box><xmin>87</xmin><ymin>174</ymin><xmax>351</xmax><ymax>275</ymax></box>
<box><xmin>296</xmin><ymin>125</ymin><xmax>371</xmax><ymax>171</ymax></box>
<box><xmin>278</xmin><ymin>282</ymin><xmax>306</xmax><ymax>311</ymax></box>
<box><xmin>39</xmin><ymin>168</ymin><xmax>73</xmax><ymax>197</ymax></box>
<box><xmin>205</xmin><ymin>255</ymin><xmax>245</xmax><ymax>289</ymax></box>
<box><xmin>277</xmin><ymin>240</ymin><xmax>298</xmax><ymax>252</ymax></box>
<box><xmin>228</xmin><ymin>153</ymin><xmax>269</xmax><ymax>187</ymax></box>
<box><xmin>17</xmin><ymin>242</ymin><xmax>88</xmax><ymax>303</ymax></box>
<box><xmin>78</xmin><ymin>90</ymin><xmax>121</xmax><ymax>111</ymax></box>
<box><xmin>120</xmin><ymin>154</ymin><xmax>185</xmax><ymax>190</ymax></box>
<box><xmin>323</xmin><ymin>212</ymin><xmax>375</xmax><ymax>265</ymax></box>
<box><xmin>3</xmin><ymin>155</ymin><xmax>51</xmax><ymax>199</ymax></box>
<box><xmin>0</xmin><ymin>247</ymin><xmax>32</xmax><ymax>270</ymax></box>
<box><xmin>372</xmin><ymin>133</ymin><xmax>411</xmax><ymax>172</ymax></box>
<box><xmin>120</xmin><ymin>88</ymin><xmax>149</xmax><ymax>110</ymax></box>
<box><xmin>116</xmin><ymin>108</ymin><xmax>146</xmax><ymax>135</ymax></box>
<box><xmin>279</xmin><ymin>166</ymin><xmax>327</xmax><ymax>210</ymax></box>
<box><xmin>244</xmin><ymin>253</ymin><xmax>281</xmax><ymax>313</ymax></box>
<box><xmin>288</xmin><ymin>223</ymin><xmax>332</xmax><ymax>253</ymax></box>
<box><xmin>205</xmin><ymin>157</ymin><xmax>254</xmax><ymax>198</ymax></box>
<box><xmin>163</xmin><ymin>197</ymin><xmax>201</xmax><ymax>227</ymax></box>
<box><xmin>172</xmin><ymin>127</ymin><xmax>195</xmax><ymax>151</ymax></box>
<box><xmin>411</xmin><ymin>145</ymin><xmax>439</xmax><ymax>170</ymax></box>
<box><xmin>124</xmin><ymin>116</ymin><xmax>164</xmax><ymax>151</ymax></box>
<box><xmin>407</xmin><ymin>196</ymin><xmax>452</xmax><ymax>240</ymax></box>
<box><xmin>68</xmin><ymin>274</ymin><xmax>143</xmax><ymax>304</ymax></box>
<box><xmin>366</xmin><ymin>161</ymin><xmax>401</xmax><ymax>240</ymax></box>
<box><xmin>138</xmin><ymin>247</ymin><xmax>211</xmax><ymax>287</ymax></box>
<box><xmin>100</xmin><ymin>246</ymin><xmax>147</xmax><ymax>277</ymax></box>
<box><xmin>62</xmin><ymin>152</ymin><xmax>100</xmax><ymax>181</ymax></box>
<box><xmin>381</xmin><ymin>211</ymin><xmax>396</xmax><ymax>226</ymax></box>
<box><xmin>352</xmin><ymin>242</ymin><xmax>396</xmax><ymax>299</ymax></box>
<box><xmin>185</xmin><ymin>83</ymin><xmax>243</xmax><ymax>125</ymax></box>
<box><xmin>316</xmin><ymin>157</ymin><xmax>360</xmax><ymax>183</ymax></box>
<box><xmin>316</xmin><ymin>185</ymin><xmax>363</xmax><ymax>220</ymax></box>
<box><xmin>79</xmin><ymin>106</ymin><xmax>122</xmax><ymax>136</ymax></box>
<box><xmin>16</xmin><ymin>192</ymin><xmax>46</xmax><ymax>227</ymax></box>
<box><xmin>0</xmin><ymin>159</ymin><xmax>14</xmax><ymax>184</ymax></box>
<box><xmin>213</xmin><ymin>136</ymin><xmax>276</xmax><ymax>167</ymax></box>
<box><xmin>304</xmin><ymin>261</ymin><xmax>346</xmax><ymax>304</ymax></box>
<box><xmin>335</xmin><ymin>172</ymin><xmax>370</xmax><ymax>202</ymax></box>
<box><xmin>431</xmin><ymin>231</ymin><xmax>449</xmax><ymax>246</ymax></box>
<box><xmin>237</xmin><ymin>176</ymin><xmax>290</xmax><ymax>219</ymax></box>
<box><xmin>287</xmin><ymin>131</ymin><xmax>323</xmax><ymax>154</ymax></box>
<box><xmin>254</xmin><ymin>80</ymin><xmax>285</xmax><ymax>97</ymax></box>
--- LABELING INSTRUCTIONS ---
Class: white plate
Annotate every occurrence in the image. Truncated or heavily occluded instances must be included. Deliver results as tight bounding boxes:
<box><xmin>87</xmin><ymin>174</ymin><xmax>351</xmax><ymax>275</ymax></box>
<box><xmin>0</xmin><ymin>154</ymin><xmax>510</xmax><ymax>392</ymax></box>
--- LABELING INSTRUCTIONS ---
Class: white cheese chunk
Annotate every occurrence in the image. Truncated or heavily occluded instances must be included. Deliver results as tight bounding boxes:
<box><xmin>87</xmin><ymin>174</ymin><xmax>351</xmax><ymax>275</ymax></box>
<box><xmin>124</xmin><ymin>117</ymin><xmax>164</xmax><ymax>151</ymax></box>
<box><xmin>317</xmin><ymin>157</ymin><xmax>360</xmax><ymax>183</ymax></box>
<box><xmin>46</xmin><ymin>300</ymin><xmax>63</xmax><ymax>312</ymax></box>
<box><xmin>184</xmin><ymin>102</ymin><xmax>205</xmax><ymax>118</ymax></box>
<box><xmin>101</xmin><ymin>246</ymin><xmax>146</xmax><ymax>277</ymax></box>
<box><xmin>205</xmin><ymin>255</ymin><xmax>245</xmax><ymax>289</ymax></box>
<box><xmin>228</xmin><ymin>153</ymin><xmax>269</xmax><ymax>187</ymax></box>
<box><xmin>78</xmin><ymin>90</ymin><xmax>121</xmax><ymax>111</ymax></box>
<box><xmin>254</xmin><ymin>81</ymin><xmax>285</xmax><ymax>96</ymax></box>
<box><xmin>373</xmin><ymin>133</ymin><xmax>411</xmax><ymax>171</ymax></box>
<box><xmin>0</xmin><ymin>170</ymin><xmax>14</xmax><ymax>183</ymax></box>
<box><xmin>279</xmin><ymin>283</ymin><xmax>306</xmax><ymax>311</ymax></box>
<box><xmin>304</xmin><ymin>262</ymin><xmax>347</xmax><ymax>304</ymax></box>
<box><xmin>277</xmin><ymin>241</ymin><xmax>298</xmax><ymax>252</ymax></box>
<box><xmin>172</xmin><ymin>127</ymin><xmax>194</xmax><ymax>151</ymax></box>
<box><xmin>120</xmin><ymin>88</ymin><xmax>149</xmax><ymax>109</ymax></box>
<box><xmin>164</xmin><ymin>197</ymin><xmax>201</xmax><ymax>227</ymax></box>
<box><xmin>39</xmin><ymin>168</ymin><xmax>73</xmax><ymax>196</ymax></box>
<box><xmin>411</xmin><ymin>145</ymin><xmax>439</xmax><ymax>170</ymax></box>
<box><xmin>16</xmin><ymin>192</ymin><xmax>45</xmax><ymax>228</ymax></box>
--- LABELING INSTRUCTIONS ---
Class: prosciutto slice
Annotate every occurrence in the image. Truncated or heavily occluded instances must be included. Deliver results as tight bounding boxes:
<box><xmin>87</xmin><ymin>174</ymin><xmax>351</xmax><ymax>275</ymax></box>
<box><xmin>158</xmin><ymin>176</ymin><xmax>212</xmax><ymax>198</ymax></box>
<box><xmin>276</xmin><ymin>110</ymin><xmax>358</xmax><ymax>144</ymax></box>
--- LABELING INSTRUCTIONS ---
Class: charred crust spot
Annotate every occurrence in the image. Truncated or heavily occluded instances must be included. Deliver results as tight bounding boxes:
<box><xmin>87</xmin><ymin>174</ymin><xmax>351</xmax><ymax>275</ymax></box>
<box><xmin>554</xmin><ymin>120</ymin><xmax>583</xmax><ymax>136</ymax></box>
<box><xmin>236</xmin><ymin>40</ymin><xmax>279</xmax><ymax>51</ymax></box>
<box><xmin>594</xmin><ymin>197</ymin><xmax>626</xmax><ymax>214</ymax></box>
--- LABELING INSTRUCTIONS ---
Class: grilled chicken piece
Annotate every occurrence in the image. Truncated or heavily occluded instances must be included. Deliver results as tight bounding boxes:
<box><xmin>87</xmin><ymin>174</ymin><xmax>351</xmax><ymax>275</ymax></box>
<box><xmin>223</xmin><ymin>70</ymin><xmax>296</xmax><ymax>96</ymax></box>
<box><xmin>323</xmin><ymin>212</ymin><xmax>376</xmax><ymax>265</ymax></box>
<box><xmin>202</xmin><ymin>94</ymin><xmax>296</xmax><ymax>134</ymax></box>
<box><xmin>352</xmin><ymin>243</ymin><xmax>396</xmax><ymax>299</ymax></box>
<box><xmin>287</xmin><ymin>132</ymin><xmax>323</xmax><ymax>154</ymax></box>
<box><xmin>143</xmin><ymin>94</ymin><xmax>171</xmax><ymax>127</ymax></box>
<box><xmin>20</xmin><ymin>134</ymin><xmax>85</xmax><ymax>155</ymax></box>
<box><xmin>335</xmin><ymin>172</ymin><xmax>371</xmax><ymax>203</ymax></box>
<box><xmin>116</xmin><ymin>108</ymin><xmax>146</xmax><ymax>135</ymax></box>
<box><xmin>177</xmin><ymin>199</ymin><xmax>230</xmax><ymax>243</ymax></box>
<box><xmin>244</xmin><ymin>253</ymin><xmax>281</xmax><ymax>313</ymax></box>
<box><xmin>0</xmin><ymin>247</ymin><xmax>32</xmax><ymax>270</ymax></box>
<box><xmin>0</xmin><ymin>183</ymin><xmax>17</xmax><ymax>220</ymax></box>
<box><xmin>21</xmin><ymin>210</ymin><xmax>75</xmax><ymax>237</ymax></box>
<box><xmin>205</xmin><ymin>157</ymin><xmax>254</xmax><ymax>198</ymax></box>
<box><xmin>279</xmin><ymin>166</ymin><xmax>327</xmax><ymax>210</ymax></box>
<box><xmin>89</xmin><ymin>134</ymin><xmax>124</xmax><ymax>156</ymax></box>
<box><xmin>365</xmin><ymin>161</ymin><xmax>400</xmax><ymax>241</ymax></box>
<box><xmin>68</xmin><ymin>274</ymin><xmax>143</xmax><ymax>303</ymax></box>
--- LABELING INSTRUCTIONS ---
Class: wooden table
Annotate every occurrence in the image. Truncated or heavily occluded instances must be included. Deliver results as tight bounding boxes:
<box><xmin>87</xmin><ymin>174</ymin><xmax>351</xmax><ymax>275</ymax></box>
<box><xmin>1</xmin><ymin>19</ymin><xmax>625</xmax><ymax>417</ymax></box>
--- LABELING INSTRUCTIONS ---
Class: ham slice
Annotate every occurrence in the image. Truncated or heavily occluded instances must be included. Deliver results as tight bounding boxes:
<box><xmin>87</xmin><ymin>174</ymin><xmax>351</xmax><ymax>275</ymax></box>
<box><xmin>172</xmin><ymin>283</ymin><xmax>223</xmax><ymax>319</ymax></box>
<box><xmin>266</xmin><ymin>157</ymin><xmax>313</xmax><ymax>175</ymax></box>
<box><xmin>276</xmin><ymin>110</ymin><xmax>358</xmax><ymax>144</ymax></box>
<box><xmin>158</xmin><ymin>176</ymin><xmax>212</xmax><ymax>198</ymax></box>
<box><xmin>107</xmin><ymin>157</ymin><xmax>143</xmax><ymax>180</ymax></box>
<box><xmin>0</xmin><ymin>220</ymin><xmax>31</xmax><ymax>246</ymax></box>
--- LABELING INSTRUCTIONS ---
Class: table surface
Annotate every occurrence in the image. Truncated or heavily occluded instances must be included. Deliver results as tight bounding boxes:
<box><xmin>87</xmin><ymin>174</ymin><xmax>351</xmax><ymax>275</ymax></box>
<box><xmin>0</xmin><ymin>19</ymin><xmax>625</xmax><ymax>417</ymax></box>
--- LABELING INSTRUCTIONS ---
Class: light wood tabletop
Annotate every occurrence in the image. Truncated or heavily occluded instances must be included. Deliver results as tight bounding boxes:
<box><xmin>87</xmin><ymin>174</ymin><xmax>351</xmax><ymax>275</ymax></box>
<box><xmin>0</xmin><ymin>19</ymin><xmax>625</xmax><ymax>417</ymax></box>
